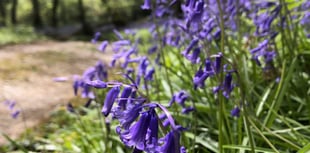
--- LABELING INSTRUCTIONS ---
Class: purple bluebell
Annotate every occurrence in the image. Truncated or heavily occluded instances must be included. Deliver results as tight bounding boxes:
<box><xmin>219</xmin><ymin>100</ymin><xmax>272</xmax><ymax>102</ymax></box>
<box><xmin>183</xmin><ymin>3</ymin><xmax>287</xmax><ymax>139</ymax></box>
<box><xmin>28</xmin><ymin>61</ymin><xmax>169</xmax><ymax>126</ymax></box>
<box><xmin>91</xmin><ymin>32</ymin><xmax>101</xmax><ymax>43</ymax></box>
<box><xmin>204</xmin><ymin>58</ymin><xmax>213</xmax><ymax>73</ymax></box>
<box><xmin>155</xmin><ymin>5</ymin><xmax>167</xmax><ymax>17</ymax></box>
<box><xmin>145</xmin><ymin>109</ymin><xmax>159</xmax><ymax>152</ymax></box>
<box><xmin>141</xmin><ymin>0</ymin><xmax>152</xmax><ymax>10</ymax></box>
<box><xmin>120</xmin><ymin>111</ymin><xmax>151</xmax><ymax>150</ymax></box>
<box><xmin>213</xmin><ymin>52</ymin><xmax>223</xmax><ymax>74</ymax></box>
<box><xmin>98</xmin><ymin>40</ymin><xmax>108</xmax><ymax>52</ymax></box>
<box><xmin>82</xmin><ymin>67</ymin><xmax>96</xmax><ymax>82</ymax></box>
<box><xmin>11</xmin><ymin>110</ymin><xmax>20</xmax><ymax>119</ymax></box>
<box><xmin>301</xmin><ymin>12</ymin><xmax>310</xmax><ymax>25</ymax></box>
<box><xmin>181</xmin><ymin>106</ymin><xmax>195</xmax><ymax>114</ymax></box>
<box><xmin>102</xmin><ymin>86</ymin><xmax>120</xmax><ymax>116</ymax></box>
<box><xmin>95</xmin><ymin>61</ymin><xmax>108</xmax><ymax>80</ymax></box>
<box><xmin>182</xmin><ymin>0</ymin><xmax>204</xmax><ymax>27</ymax></box>
<box><xmin>86</xmin><ymin>80</ymin><xmax>107</xmax><ymax>88</ymax></box>
<box><xmin>193</xmin><ymin>68</ymin><xmax>207</xmax><ymax>89</ymax></box>
<box><xmin>138</xmin><ymin>57</ymin><xmax>149</xmax><ymax>77</ymax></box>
<box><xmin>231</xmin><ymin>106</ymin><xmax>240</xmax><ymax>117</ymax></box>
<box><xmin>223</xmin><ymin>73</ymin><xmax>234</xmax><ymax>98</ymax></box>
<box><xmin>145</xmin><ymin>68</ymin><xmax>155</xmax><ymax>81</ymax></box>
<box><xmin>113</xmin><ymin>102</ymin><xmax>142</xmax><ymax>131</ymax></box>
<box><xmin>81</xmin><ymin>83</ymin><xmax>95</xmax><ymax>99</ymax></box>
<box><xmin>148</xmin><ymin>45</ymin><xmax>158</xmax><ymax>54</ymax></box>
<box><xmin>182</xmin><ymin>38</ymin><xmax>198</xmax><ymax>55</ymax></box>
<box><xmin>113</xmin><ymin>29</ymin><xmax>124</xmax><ymax>40</ymax></box>
<box><xmin>185</xmin><ymin>47</ymin><xmax>200</xmax><ymax>64</ymax></box>
<box><xmin>118</xmin><ymin>87</ymin><xmax>132</xmax><ymax>109</ymax></box>
<box><xmin>253</xmin><ymin>4</ymin><xmax>281</xmax><ymax>36</ymax></box>
<box><xmin>8</xmin><ymin>101</ymin><xmax>16</xmax><ymax>110</ymax></box>
<box><xmin>112</xmin><ymin>40</ymin><xmax>131</xmax><ymax>53</ymax></box>
<box><xmin>110</xmin><ymin>58</ymin><xmax>117</xmax><ymax>67</ymax></box>
<box><xmin>157</xmin><ymin>130</ymin><xmax>182</xmax><ymax>153</ymax></box>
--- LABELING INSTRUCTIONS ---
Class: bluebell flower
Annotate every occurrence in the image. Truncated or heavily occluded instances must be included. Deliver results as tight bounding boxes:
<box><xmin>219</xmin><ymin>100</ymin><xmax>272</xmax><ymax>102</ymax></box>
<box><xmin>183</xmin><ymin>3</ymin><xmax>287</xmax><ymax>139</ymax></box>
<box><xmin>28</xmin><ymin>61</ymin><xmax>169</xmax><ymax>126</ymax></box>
<box><xmin>193</xmin><ymin>68</ymin><xmax>207</xmax><ymax>89</ymax></box>
<box><xmin>82</xmin><ymin>67</ymin><xmax>96</xmax><ymax>82</ymax></box>
<box><xmin>138</xmin><ymin>57</ymin><xmax>149</xmax><ymax>77</ymax></box>
<box><xmin>223</xmin><ymin>73</ymin><xmax>234</xmax><ymax>98</ymax></box>
<box><xmin>120</xmin><ymin>111</ymin><xmax>151</xmax><ymax>150</ymax></box>
<box><xmin>91</xmin><ymin>32</ymin><xmax>101</xmax><ymax>43</ymax></box>
<box><xmin>213</xmin><ymin>53</ymin><xmax>223</xmax><ymax>74</ymax></box>
<box><xmin>157</xmin><ymin>130</ymin><xmax>182</xmax><ymax>153</ymax></box>
<box><xmin>184</xmin><ymin>47</ymin><xmax>200</xmax><ymax>64</ymax></box>
<box><xmin>148</xmin><ymin>45</ymin><xmax>158</xmax><ymax>54</ymax></box>
<box><xmin>141</xmin><ymin>0</ymin><xmax>152</xmax><ymax>10</ymax></box>
<box><xmin>231</xmin><ymin>106</ymin><xmax>240</xmax><ymax>117</ymax></box>
<box><xmin>98</xmin><ymin>40</ymin><xmax>108</xmax><ymax>52</ymax></box>
<box><xmin>145</xmin><ymin>68</ymin><xmax>155</xmax><ymax>81</ymax></box>
<box><xmin>301</xmin><ymin>12</ymin><xmax>310</xmax><ymax>25</ymax></box>
<box><xmin>204</xmin><ymin>58</ymin><xmax>213</xmax><ymax>73</ymax></box>
<box><xmin>116</xmin><ymin>103</ymin><xmax>143</xmax><ymax>129</ymax></box>
<box><xmin>86</xmin><ymin>80</ymin><xmax>107</xmax><ymax>88</ymax></box>
<box><xmin>181</xmin><ymin>106</ymin><xmax>195</xmax><ymax>114</ymax></box>
<box><xmin>145</xmin><ymin>109</ymin><xmax>159</xmax><ymax>152</ymax></box>
<box><xmin>113</xmin><ymin>29</ymin><xmax>124</xmax><ymax>40</ymax></box>
<box><xmin>118</xmin><ymin>87</ymin><xmax>133</xmax><ymax>109</ymax></box>
<box><xmin>81</xmin><ymin>83</ymin><xmax>95</xmax><ymax>99</ymax></box>
<box><xmin>182</xmin><ymin>38</ymin><xmax>198</xmax><ymax>55</ymax></box>
<box><xmin>95</xmin><ymin>61</ymin><xmax>108</xmax><ymax>80</ymax></box>
<box><xmin>102</xmin><ymin>86</ymin><xmax>120</xmax><ymax>116</ymax></box>
<box><xmin>11</xmin><ymin>110</ymin><xmax>20</xmax><ymax>119</ymax></box>
<box><xmin>169</xmin><ymin>91</ymin><xmax>194</xmax><ymax>114</ymax></box>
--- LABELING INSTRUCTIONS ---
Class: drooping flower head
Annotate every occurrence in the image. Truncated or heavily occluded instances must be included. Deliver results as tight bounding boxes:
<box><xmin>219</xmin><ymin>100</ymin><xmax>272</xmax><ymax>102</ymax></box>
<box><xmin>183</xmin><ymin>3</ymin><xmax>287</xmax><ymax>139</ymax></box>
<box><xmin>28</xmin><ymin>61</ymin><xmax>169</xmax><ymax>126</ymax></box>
<box><xmin>102</xmin><ymin>86</ymin><xmax>120</xmax><ymax>116</ymax></box>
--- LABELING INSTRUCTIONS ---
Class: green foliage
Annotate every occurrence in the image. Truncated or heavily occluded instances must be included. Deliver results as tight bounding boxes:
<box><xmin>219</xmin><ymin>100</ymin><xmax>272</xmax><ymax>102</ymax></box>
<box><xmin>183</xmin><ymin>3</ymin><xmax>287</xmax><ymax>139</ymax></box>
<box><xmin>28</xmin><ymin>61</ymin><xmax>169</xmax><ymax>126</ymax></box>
<box><xmin>0</xmin><ymin>25</ymin><xmax>46</xmax><ymax>46</ymax></box>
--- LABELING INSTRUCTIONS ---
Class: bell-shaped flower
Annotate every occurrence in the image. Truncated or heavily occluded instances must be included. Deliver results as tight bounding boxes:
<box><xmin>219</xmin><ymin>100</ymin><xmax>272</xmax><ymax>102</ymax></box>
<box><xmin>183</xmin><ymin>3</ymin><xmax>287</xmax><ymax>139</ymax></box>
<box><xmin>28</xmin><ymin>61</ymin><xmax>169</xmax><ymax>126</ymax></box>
<box><xmin>120</xmin><ymin>111</ymin><xmax>151</xmax><ymax>150</ymax></box>
<box><xmin>141</xmin><ymin>0</ymin><xmax>152</xmax><ymax>10</ymax></box>
<box><xmin>98</xmin><ymin>40</ymin><xmax>108</xmax><ymax>52</ymax></box>
<box><xmin>102</xmin><ymin>86</ymin><xmax>120</xmax><ymax>116</ymax></box>
<box><xmin>223</xmin><ymin>73</ymin><xmax>234</xmax><ymax>98</ymax></box>
<box><xmin>157</xmin><ymin>130</ymin><xmax>182</xmax><ymax>153</ymax></box>
<box><xmin>231</xmin><ymin>106</ymin><xmax>240</xmax><ymax>117</ymax></box>
<box><xmin>91</xmin><ymin>32</ymin><xmax>101</xmax><ymax>43</ymax></box>
<box><xmin>118</xmin><ymin>87</ymin><xmax>133</xmax><ymax>110</ymax></box>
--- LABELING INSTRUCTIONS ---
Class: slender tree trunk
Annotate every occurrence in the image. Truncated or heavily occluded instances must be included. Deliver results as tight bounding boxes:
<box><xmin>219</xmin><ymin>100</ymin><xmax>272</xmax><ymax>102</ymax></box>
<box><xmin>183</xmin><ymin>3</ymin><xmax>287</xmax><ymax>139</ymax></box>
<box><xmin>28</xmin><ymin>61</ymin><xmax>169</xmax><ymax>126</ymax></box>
<box><xmin>11</xmin><ymin>0</ymin><xmax>18</xmax><ymax>25</ymax></box>
<box><xmin>0</xmin><ymin>0</ymin><xmax>7</xmax><ymax>26</ymax></box>
<box><xmin>31</xmin><ymin>0</ymin><xmax>42</xmax><ymax>27</ymax></box>
<box><xmin>51</xmin><ymin>0</ymin><xmax>59</xmax><ymax>27</ymax></box>
<box><xmin>78</xmin><ymin>0</ymin><xmax>92</xmax><ymax>34</ymax></box>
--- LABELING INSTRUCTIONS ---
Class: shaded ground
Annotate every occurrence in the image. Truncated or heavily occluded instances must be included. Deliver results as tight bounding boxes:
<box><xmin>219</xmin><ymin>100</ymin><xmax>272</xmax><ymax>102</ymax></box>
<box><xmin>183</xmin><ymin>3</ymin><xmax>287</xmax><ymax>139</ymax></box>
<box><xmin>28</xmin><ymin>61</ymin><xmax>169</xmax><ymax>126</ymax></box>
<box><xmin>0</xmin><ymin>41</ymin><xmax>113</xmax><ymax>145</ymax></box>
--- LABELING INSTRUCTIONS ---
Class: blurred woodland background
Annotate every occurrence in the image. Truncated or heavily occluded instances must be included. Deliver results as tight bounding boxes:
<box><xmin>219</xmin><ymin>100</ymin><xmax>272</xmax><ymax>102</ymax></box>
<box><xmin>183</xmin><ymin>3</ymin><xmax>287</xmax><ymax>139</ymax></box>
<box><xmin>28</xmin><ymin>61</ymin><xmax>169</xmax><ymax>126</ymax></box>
<box><xmin>0</xmin><ymin>0</ymin><xmax>150</xmax><ymax>39</ymax></box>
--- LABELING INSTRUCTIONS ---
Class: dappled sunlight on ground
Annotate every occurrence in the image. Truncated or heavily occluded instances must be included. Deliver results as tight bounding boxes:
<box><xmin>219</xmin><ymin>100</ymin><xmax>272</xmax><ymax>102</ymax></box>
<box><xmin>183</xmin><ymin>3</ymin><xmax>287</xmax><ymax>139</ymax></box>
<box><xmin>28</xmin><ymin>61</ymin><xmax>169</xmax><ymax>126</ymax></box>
<box><xmin>0</xmin><ymin>41</ymin><xmax>113</xmax><ymax>144</ymax></box>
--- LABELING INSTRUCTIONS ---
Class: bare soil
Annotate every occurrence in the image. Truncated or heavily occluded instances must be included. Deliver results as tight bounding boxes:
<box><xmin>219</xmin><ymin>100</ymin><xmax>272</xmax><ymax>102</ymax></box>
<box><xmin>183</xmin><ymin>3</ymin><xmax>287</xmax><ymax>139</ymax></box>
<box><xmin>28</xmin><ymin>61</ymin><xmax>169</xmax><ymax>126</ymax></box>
<box><xmin>0</xmin><ymin>41</ymin><xmax>113</xmax><ymax>145</ymax></box>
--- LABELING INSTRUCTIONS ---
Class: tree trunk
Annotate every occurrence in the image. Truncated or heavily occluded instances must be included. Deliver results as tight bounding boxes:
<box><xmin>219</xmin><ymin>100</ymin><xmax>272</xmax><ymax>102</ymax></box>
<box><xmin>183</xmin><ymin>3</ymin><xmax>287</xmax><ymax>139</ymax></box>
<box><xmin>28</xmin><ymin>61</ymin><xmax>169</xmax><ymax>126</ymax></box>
<box><xmin>11</xmin><ymin>0</ymin><xmax>18</xmax><ymax>25</ymax></box>
<box><xmin>31</xmin><ymin>0</ymin><xmax>42</xmax><ymax>27</ymax></box>
<box><xmin>0</xmin><ymin>0</ymin><xmax>7</xmax><ymax>26</ymax></box>
<box><xmin>51</xmin><ymin>0</ymin><xmax>59</xmax><ymax>27</ymax></box>
<box><xmin>77</xmin><ymin>0</ymin><xmax>92</xmax><ymax>34</ymax></box>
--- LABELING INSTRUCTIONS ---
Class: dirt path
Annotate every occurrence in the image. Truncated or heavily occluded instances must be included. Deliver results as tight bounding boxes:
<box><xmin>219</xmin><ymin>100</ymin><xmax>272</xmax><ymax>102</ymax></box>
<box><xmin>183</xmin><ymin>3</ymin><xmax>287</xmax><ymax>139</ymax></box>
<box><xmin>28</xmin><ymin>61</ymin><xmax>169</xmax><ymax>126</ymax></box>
<box><xmin>0</xmin><ymin>41</ymin><xmax>113</xmax><ymax>144</ymax></box>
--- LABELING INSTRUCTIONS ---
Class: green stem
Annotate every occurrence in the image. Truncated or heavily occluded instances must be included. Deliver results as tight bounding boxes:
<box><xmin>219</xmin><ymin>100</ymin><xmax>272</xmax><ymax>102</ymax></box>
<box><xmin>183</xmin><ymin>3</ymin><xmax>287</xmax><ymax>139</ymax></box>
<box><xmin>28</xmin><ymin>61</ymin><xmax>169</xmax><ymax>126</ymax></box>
<box><xmin>215</xmin><ymin>0</ymin><xmax>225</xmax><ymax>152</ymax></box>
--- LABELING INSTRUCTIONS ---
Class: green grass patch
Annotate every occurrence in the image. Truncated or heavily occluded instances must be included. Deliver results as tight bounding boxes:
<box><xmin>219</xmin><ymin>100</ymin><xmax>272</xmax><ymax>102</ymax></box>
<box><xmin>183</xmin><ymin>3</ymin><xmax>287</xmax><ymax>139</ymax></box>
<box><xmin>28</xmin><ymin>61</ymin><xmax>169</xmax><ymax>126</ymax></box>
<box><xmin>0</xmin><ymin>25</ymin><xmax>47</xmax><ymax>46</ymax></box>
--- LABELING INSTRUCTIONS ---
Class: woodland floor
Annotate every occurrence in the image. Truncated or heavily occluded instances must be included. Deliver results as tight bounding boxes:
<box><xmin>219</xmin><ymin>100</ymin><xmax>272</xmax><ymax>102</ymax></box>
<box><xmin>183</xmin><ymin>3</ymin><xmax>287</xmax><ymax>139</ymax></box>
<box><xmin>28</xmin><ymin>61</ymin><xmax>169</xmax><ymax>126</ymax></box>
<box><xmin>0</xmin><ymin>41</ymin><xmax>113</xmax><ymax>144</ymax></box>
